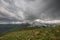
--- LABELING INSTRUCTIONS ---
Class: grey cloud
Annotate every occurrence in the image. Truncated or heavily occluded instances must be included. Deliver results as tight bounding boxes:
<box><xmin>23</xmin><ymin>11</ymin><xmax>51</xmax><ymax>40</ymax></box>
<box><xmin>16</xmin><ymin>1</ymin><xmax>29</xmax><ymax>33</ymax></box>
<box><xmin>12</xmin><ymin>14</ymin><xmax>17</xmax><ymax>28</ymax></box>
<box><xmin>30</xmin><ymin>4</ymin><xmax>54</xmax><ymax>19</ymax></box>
<box><xmin>0</xmin><ymin>0</ymin><xmax>60</xmax><ymax>23</ymax></box>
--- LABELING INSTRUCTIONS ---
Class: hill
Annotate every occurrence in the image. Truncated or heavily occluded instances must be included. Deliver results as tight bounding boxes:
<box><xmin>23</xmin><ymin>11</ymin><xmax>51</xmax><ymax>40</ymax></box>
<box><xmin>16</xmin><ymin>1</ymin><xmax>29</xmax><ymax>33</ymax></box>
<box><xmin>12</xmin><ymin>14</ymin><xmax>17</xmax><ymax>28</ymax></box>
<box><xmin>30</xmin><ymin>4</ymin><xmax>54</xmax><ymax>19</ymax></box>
<box><xmin>0</xmin><ymin>26</ymin><xmax>60</xmax><ymax>40</ymax></box>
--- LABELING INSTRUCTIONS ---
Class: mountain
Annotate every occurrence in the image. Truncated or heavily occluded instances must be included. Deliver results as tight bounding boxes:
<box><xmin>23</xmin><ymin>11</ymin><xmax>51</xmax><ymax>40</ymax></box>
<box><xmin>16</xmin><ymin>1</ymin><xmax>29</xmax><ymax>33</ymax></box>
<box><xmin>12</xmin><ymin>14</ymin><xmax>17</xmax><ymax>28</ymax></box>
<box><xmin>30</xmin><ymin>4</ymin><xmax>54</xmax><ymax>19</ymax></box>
<box><xmin>30</xmin><ymin>19</ymin><xmax>60</xmax><ymax>27</ymax></box>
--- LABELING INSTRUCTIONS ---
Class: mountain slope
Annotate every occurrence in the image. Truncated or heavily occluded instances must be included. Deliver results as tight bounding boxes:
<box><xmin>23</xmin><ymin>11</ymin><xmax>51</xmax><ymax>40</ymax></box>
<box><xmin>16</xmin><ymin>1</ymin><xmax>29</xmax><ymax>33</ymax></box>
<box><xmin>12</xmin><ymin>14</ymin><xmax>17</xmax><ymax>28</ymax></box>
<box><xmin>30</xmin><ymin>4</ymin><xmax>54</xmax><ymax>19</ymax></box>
<box><xmin>0</xmin><ymin>26</ymin><xmax>60</xmax><ymax>40</ymax></box>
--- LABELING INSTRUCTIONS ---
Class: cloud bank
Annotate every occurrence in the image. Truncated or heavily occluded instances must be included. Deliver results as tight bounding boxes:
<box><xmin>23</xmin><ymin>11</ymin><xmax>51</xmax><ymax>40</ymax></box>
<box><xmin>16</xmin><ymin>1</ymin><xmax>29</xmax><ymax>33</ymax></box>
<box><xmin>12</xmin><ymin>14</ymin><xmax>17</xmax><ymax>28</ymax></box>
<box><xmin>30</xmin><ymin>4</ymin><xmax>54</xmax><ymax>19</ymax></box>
<box><xmin>0</xmin><ymin>0</ymin><xmax>60</xmax><ymax>24</ymax></box>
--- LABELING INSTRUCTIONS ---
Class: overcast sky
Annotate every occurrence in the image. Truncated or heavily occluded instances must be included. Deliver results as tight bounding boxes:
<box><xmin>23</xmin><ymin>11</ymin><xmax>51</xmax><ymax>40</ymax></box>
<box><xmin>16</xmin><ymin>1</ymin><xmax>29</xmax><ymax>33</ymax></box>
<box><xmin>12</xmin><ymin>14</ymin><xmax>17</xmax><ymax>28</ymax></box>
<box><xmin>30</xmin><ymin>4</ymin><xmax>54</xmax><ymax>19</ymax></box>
<box><xmin>0</xmin><ymin>0</ymin><xmax>60</xmax><ymax>23</ymax></box>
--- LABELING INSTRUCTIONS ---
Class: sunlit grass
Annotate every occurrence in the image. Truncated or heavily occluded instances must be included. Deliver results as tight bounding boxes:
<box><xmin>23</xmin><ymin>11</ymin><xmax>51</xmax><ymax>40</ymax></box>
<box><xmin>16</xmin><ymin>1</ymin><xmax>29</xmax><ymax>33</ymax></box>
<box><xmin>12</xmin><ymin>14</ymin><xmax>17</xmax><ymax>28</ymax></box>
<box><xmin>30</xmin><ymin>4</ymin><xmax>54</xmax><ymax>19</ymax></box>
<box><xmin>0</xmin><ymin>26</ymin><xmax>60</xmax><ymax>40</ymax></box>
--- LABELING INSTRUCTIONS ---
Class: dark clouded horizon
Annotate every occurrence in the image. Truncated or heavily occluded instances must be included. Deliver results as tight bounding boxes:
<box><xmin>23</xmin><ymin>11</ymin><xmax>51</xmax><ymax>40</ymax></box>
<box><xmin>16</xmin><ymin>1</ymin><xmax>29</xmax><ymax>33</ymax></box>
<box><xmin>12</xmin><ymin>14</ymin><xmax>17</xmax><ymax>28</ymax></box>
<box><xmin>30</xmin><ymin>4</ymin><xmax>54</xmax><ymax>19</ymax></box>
<box><xmin>0</xmin><ymin>0</ymin><xmax>60</xmax><ymax>23</ymax></box>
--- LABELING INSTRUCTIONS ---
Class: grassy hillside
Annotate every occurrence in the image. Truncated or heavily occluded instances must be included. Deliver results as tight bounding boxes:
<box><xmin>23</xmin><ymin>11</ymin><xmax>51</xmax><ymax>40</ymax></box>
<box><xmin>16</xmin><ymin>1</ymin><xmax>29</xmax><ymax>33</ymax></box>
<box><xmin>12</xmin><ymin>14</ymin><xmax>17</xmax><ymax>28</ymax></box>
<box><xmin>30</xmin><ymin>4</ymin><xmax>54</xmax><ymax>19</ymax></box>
<box><xmin>0</xmin><ymin>26</ymin><xmax>60</xmax><ymax>40</ymax></box>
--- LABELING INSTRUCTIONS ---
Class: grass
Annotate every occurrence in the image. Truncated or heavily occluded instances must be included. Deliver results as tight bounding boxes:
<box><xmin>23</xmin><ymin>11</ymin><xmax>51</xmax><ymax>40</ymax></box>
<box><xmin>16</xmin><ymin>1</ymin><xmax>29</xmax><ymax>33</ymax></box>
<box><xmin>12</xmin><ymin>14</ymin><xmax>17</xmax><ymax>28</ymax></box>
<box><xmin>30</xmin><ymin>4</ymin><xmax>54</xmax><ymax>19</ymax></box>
<box><xmin>0</xmin><ymin>26</ymin><xmax>60</xmax><ymax>40</ymax></box>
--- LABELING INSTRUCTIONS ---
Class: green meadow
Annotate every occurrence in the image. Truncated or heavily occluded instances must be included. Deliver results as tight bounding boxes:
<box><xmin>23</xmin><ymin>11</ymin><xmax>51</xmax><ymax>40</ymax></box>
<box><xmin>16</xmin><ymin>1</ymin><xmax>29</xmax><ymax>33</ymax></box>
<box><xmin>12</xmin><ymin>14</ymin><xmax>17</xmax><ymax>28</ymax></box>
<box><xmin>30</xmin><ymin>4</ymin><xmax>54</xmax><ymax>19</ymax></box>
<box><xmin>0</xmin><ymin>26</ymin><xmax>60</xmax><ymax>40</ymax></box>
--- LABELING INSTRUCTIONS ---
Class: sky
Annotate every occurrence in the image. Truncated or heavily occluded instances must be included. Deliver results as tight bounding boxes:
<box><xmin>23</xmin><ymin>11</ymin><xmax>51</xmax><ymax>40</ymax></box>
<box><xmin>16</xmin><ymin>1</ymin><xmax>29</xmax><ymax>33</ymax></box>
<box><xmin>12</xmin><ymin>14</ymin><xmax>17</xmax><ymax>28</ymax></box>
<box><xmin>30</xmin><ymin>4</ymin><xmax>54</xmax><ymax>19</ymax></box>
<box><xmin>0</xmin><ymin>0</ymin><xmax>60</xmax><ymax>24</ymax></box>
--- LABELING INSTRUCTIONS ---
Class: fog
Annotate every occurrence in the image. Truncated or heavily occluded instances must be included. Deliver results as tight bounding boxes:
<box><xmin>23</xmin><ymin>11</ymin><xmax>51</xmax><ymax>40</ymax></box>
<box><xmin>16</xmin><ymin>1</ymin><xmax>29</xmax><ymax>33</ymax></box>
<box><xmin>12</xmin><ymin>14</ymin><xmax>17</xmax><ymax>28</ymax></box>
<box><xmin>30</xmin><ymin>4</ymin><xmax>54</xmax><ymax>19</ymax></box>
<box><xmin>0</xmin><ymin>0</ymin><xmax>60</xmax><ymax>24</ymax></box>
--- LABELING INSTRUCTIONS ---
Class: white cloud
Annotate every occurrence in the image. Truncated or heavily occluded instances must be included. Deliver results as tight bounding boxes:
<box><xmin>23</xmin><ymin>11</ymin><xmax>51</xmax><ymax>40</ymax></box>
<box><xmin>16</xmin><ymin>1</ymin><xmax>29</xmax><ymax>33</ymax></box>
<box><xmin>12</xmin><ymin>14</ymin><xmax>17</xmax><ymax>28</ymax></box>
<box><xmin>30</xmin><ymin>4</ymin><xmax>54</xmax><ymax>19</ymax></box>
<box><xmin>34</xmin><ymin>19</ymin><xmax>60</xmax><ymax>24</ymax></box>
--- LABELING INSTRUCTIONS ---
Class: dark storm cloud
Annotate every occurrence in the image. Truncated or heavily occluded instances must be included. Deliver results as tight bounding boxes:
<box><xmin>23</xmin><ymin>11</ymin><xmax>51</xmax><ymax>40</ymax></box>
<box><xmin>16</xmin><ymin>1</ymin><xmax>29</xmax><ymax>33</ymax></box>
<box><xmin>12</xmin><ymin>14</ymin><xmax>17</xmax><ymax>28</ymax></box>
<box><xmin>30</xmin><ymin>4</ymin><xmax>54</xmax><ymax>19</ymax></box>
<box><xmin>0</xmin><ymin>0</ymin><xmax>60</xmax><ymax>23</ymax></box>
<box><xmin>25</xmin><ymin>0</ymin><xmax>60</xmax><ymax>20</ymax></box>
<box><xmin>24</xmin><ymin>0</ymin><xmax>60</xmax><ymax>20</ymax></box>
<box><xmin>43</xmin><ymin>0</ymin><xmax>60</xmax><ymax>20</ymax></box>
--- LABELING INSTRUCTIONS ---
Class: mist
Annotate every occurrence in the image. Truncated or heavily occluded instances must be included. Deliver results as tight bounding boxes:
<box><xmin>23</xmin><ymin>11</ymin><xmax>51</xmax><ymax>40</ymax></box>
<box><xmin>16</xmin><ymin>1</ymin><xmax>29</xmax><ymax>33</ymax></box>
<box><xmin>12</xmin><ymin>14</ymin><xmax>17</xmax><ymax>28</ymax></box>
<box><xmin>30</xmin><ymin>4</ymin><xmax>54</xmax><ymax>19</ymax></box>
<box><xmin>0</xmin><ymin>0</ymin><xmax>60</xmax><ymax>24</ymax></box>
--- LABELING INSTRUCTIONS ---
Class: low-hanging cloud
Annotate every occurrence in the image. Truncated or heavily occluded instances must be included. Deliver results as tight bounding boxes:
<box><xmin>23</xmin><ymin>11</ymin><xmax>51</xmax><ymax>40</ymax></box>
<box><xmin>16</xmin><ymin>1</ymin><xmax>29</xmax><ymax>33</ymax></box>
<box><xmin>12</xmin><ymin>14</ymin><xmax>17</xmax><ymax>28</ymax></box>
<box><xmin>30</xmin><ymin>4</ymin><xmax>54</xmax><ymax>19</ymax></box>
<box><xmin>0</xmin><ymin>0</ymin><xmax>60</xmax><ymax>23</ymax></box>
